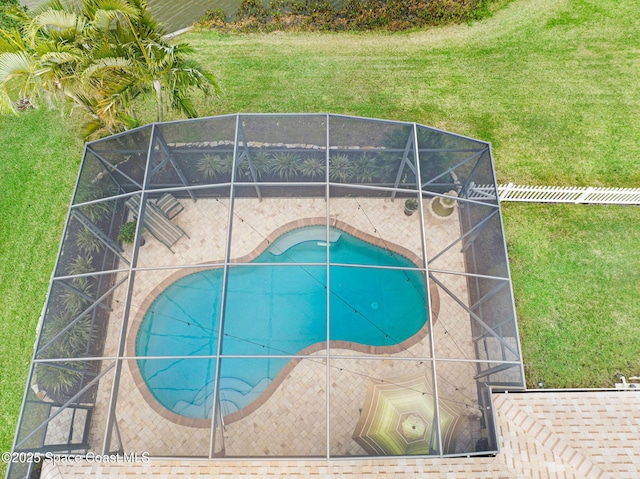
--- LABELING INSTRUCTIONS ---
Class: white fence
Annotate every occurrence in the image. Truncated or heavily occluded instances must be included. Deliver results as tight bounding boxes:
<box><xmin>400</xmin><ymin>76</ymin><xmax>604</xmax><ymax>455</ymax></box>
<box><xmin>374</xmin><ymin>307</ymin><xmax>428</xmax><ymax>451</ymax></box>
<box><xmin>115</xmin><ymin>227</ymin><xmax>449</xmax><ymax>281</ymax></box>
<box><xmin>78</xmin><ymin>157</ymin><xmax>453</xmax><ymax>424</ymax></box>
<box><xmin>467</xmin><ymin>183</ymin><xmax>640</xmax><ymax>205</ymax></box>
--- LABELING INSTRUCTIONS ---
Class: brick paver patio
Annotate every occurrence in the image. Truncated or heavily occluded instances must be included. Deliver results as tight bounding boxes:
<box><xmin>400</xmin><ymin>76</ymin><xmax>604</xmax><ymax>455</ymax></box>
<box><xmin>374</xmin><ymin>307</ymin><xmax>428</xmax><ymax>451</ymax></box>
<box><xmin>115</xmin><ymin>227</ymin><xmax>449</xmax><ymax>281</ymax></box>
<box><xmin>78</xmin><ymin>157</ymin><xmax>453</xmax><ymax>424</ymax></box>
<box><xmin>87</xmin><ymin>196</ymin><xmax>479</xmax><ymax>458</ymax></box>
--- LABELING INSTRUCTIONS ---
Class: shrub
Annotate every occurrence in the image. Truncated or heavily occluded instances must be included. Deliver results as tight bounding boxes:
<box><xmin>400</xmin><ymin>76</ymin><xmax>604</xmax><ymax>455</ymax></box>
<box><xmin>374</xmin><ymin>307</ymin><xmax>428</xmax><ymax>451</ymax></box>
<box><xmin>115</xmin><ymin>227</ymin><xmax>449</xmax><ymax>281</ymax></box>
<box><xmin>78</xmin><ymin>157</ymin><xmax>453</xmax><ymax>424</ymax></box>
<box><xmin>352</xmin><ymin>153</ymin><xmax>379</xmax><ymax>183</ymax></box>
<box><xmin>270</xmin><ymin>152</ymin><xmax>300</xmax><ymax>180</ymax></box>
<box><xmin>299</xmin><ymin>157</ymin><xmax>325</xmax><ymax>179</ymax></box>
<box><xmin>197</xmin><ymin>154</ymin><xmax>233</xmax><ymax>180</ymax></box>
<box><xmin>118</xmin><ymin>221</ymin><xmax>137</xmax><ymax>244</ymax></box>
<box><xmin>75</xmin><ymin>226</ymin><xmax>103</xmax><ymax>255</ymax></box>
<box><xmin>67</xmin><ymin>254</ymin><xmax>95</xmax><ymax>277</ymax></box>
<box><xmin>75</xmin><ymin>181</ymin><xmax>117</xmax><ymax>223</ymax></box>
<box><xmin>202</xmin><ymin>8</ymin><xmax>227</xmax><ymax>24</ymax></box>
<box><xmin>195</xmin><ymin>0</ymin><xmax>493</xmax><ymax>32</ymax></box>
<box><xmin>241</xmin><ymin>150</ymin><xmax>273</xmax><ymax>180</ymax></box>
<box><xmin>60</xmin><ymin>277</ymin><xmax>93</xmax><ymax>316</ymax></box>
<box><xmin>35</xmin><ymin>361</ymin><xmax>84</xmax><ymax>400</ymax></box>
<box><xmin>237</xmin><ymin>0</ymin><xmax>269</xmax><ymax>21</ymax></box>
<box><xmin>329</xmin><ymin>154</ymin><xmax>354</xmax><ymax>182</ymax></box>
<box><xmin>41</xmin><ymin>312</ymin><xmax>94</xmax><ymax>358</ymax></box>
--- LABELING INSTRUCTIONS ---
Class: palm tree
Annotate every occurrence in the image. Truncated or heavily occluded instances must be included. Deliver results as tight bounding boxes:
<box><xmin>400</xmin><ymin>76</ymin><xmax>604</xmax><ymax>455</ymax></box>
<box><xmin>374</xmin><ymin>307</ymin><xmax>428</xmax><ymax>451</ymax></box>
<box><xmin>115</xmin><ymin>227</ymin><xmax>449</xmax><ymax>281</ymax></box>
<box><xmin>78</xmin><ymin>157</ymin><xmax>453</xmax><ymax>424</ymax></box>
<box><xmin>0</xmin><ymin>0</ymin><xmax>219</xmax><ymax>137</ymax></box>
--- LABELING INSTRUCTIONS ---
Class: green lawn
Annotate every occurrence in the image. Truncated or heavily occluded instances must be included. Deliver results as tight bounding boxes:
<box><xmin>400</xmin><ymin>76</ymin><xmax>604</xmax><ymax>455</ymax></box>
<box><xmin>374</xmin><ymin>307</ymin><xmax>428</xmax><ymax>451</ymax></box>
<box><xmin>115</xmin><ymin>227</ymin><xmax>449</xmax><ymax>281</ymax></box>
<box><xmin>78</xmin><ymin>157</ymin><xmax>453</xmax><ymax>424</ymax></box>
<box><xmin>503</xmin><ymin>203</ymin><xmax>640</xmax><ymax>388</ymax></box>
<box><xmin>187</xmin><ymin>0</ymin><xmax>640</xmax><ymax>187</ymax></box>
<box><xmin>0</xmin><ymin>110</ymin><xmax>84</xmax><ymax>471</ymax></box>
<box><xmin>1</xmin><ymin>0</ymin><xmax>640</xmax><ymax>468</ymax></box>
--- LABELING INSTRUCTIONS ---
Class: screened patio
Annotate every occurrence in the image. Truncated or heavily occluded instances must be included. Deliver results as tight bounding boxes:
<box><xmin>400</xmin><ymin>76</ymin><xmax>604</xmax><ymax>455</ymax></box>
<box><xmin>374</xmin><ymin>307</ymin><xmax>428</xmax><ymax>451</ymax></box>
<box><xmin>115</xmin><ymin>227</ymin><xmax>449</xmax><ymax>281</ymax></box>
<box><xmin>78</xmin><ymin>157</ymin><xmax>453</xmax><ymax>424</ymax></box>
<box><xmin>8</xmin><ymin>114</ymin><xmax>525</xmax><ymax>478</ymax></box>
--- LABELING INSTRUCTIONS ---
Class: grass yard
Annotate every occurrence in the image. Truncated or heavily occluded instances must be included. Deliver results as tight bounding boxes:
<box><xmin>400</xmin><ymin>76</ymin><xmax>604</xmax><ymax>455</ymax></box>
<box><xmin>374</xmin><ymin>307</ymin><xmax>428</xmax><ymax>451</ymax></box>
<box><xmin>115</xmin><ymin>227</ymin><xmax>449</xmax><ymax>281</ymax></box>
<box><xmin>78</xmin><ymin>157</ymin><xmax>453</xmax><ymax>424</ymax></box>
<box><xmin>187</xmin><ymin>0</ymin><xmax>640</xmax><ymax>187</ymax></box>
<box><xmin>1</xmin><ymin>0</ymin><xmax>639</xmax><ymax>469</ymax></box>
<box><xmin>503</xmin><ymin>203</ymin><xmax>640</xmax><ymax>388</ymax></box>
<box><xmin>0</xmin><ymin>110</ymin><xmax>84</xmax><ymax>472</ymax></box>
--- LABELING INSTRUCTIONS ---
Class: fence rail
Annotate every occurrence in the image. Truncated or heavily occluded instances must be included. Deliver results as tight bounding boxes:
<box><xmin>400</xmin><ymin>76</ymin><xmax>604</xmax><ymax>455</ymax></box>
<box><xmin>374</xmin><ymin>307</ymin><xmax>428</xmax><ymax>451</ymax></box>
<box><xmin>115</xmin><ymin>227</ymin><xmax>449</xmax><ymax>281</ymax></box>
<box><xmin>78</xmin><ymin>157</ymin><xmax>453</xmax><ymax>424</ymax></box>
<box><xmin>467</xmin><ymin>183</ymin><xmax>640</xmax><ymax>205</ymax></box>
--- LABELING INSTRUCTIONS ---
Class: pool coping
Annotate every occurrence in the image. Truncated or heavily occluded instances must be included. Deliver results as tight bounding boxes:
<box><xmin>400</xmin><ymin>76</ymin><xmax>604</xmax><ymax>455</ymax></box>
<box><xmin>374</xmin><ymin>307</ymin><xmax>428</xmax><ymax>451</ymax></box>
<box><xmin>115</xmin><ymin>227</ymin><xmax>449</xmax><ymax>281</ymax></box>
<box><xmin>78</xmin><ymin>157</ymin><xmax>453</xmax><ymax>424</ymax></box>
<box><xmin>126</xmin><ymin>217</ymin><xmax>440</xmax><ymax>429</ymax></box>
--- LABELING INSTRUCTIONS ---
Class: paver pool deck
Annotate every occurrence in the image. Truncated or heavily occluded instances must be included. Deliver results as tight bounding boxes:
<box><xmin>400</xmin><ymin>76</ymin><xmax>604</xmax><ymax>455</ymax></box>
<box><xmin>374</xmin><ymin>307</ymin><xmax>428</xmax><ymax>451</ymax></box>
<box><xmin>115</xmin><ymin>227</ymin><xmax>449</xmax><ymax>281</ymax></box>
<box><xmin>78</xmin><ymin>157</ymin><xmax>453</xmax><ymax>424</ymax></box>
<box><xmin>88</xmin><ymin>196</ymin><xmax>481</xmax><ymax>457</ymax></box>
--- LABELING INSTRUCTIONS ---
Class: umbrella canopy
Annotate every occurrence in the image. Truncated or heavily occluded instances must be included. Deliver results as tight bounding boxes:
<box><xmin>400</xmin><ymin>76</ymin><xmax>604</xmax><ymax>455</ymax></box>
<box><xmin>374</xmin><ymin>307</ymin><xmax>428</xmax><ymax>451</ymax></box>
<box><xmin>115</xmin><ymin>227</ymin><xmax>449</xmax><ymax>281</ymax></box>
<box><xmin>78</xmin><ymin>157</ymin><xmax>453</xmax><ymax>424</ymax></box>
<box><xmin>352</xmin><ymin>372</ymin><xmax>464</xmax><ymax>456</ymax></box>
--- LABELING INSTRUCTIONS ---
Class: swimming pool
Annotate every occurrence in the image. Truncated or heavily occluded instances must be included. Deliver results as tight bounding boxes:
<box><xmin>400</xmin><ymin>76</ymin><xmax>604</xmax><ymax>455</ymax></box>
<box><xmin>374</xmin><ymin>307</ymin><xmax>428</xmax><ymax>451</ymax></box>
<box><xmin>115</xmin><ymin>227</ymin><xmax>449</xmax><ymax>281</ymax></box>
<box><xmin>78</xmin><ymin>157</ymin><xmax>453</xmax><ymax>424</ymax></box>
<box><xmin>136</xmin><ymin>226</ymin><xmax>429</xmax><ymax>420</ymax></box>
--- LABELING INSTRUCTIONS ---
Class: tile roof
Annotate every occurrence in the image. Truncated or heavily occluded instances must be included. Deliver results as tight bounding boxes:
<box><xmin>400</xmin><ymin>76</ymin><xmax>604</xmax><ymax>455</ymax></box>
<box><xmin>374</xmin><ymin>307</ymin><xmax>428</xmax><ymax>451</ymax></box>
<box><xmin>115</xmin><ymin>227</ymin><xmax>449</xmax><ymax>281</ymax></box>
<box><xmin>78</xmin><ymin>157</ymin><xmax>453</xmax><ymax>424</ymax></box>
<box><xmin>41</xmin><ymin>390</ymin><xmax>640</xmax><ymax>478</ymax></box>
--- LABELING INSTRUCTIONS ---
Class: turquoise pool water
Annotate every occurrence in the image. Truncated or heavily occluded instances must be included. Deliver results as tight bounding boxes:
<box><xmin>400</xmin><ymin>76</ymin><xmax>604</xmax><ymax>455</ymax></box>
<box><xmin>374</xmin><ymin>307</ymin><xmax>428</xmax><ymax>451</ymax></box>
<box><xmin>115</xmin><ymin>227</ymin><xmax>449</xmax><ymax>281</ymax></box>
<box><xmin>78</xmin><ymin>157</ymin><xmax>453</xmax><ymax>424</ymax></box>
<box><xmin>136</xmin><ymin>226</ymin><xmax>428</xmax><ymax>419</ymax></box>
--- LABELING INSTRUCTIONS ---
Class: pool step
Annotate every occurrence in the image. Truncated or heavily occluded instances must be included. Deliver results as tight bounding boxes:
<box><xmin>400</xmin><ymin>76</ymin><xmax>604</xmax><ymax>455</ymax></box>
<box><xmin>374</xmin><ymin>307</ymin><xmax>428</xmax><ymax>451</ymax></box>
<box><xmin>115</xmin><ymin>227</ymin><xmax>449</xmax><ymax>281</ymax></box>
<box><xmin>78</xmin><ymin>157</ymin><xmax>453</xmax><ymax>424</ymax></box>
<box><xmin>219</xmin><ymin>377</ymin><xmax>271</xmax><ymax>416</ymax></box>
<box><xmin>269</xmin><ymin>226</ymin><xmax>341</xmax><ymax>256</ymax></box>
<box><xmin>173</xmin><ymin>382</ymin><xmax>215</xmax><ymax>419</ymax></box>
<box><xmin>170</xmin><ymin>377</ymin><xmax>272</xmax><ymax>418</ymax></box>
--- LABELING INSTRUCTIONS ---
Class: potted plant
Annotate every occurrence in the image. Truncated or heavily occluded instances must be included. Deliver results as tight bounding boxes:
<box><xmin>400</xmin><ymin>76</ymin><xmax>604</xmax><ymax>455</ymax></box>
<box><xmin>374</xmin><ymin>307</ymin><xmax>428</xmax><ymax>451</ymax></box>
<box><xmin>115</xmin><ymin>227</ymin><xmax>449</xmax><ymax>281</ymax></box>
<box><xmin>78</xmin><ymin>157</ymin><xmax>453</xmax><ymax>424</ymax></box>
<box><xmin>404</xmin><ymin>198</ymin><xmax>419</xmax><ymax>216</ymax></box>
<box><xmin>118</xmin><ymin>221</ymin><xmax>145</xmax><ymax>246</ymax></box>
<box><xmin>428</xmin><ymin>190</ymin><xmax>458</xmax><ymax>223</ymax></box>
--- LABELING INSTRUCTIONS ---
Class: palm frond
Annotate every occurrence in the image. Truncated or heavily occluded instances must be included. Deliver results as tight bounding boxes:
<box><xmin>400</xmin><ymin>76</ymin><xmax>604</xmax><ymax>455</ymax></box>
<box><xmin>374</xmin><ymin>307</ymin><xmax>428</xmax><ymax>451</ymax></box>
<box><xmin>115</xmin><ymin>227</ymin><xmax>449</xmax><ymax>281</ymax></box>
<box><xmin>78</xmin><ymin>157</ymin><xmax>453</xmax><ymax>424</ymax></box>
<box><xmin>90</xmin><ymin>0</ymin><xmax>141</xmax><ymax>33</ymax></box>
<box><xmin>29</xmin><ymin>9</ymin><xmax>86</xmax><ymax>42</ymax></box>
<box><xmin>118</xmin><ymin>110</ymin><xmax>139</xmax><ymax>129</ymax></box>
<box><xmin>80</xmin><ymin>117</ymin><xmax>106</xmax><ymax>138</ymax></box>
<box><xmin>145</xmin><ymin>41</ymin><xmax>176</xmax><ymax>69</ymax></box>
<box><xmin>179</xmin><ymin>58</ymin><xmax>219</xmax><ymax>90</ymax></box>
<box><xmin>91</xmin><ymin>9</ymin><xmax>120</xmax><ymax>31</ymax></box>
<box><xmin>94</xmin><ymin>93</ymin><xmax>139</xmax><ymax>132</ymax></box>
<box><xmin>0</xmin><ymin>28</ymin><xmax>28</xmax><ymax>53</ymax></box>
<box><xmin>172</xmin><ymin>42</ymin><xmax>195</xmax><ymax>55</ymax></box>
<box><xmin>86</xmin><ymin>0</ymin><xmax>141</xmax><ymax>19</ymax></box>
<box><xmin>39</xmin><ymin>50</ymin><xmax>82</xmax><ymax>65</ymax></box>
<box><xmin>35</xmin><ymin>0</ymin><xmax>66</xmax><ymax>14</ymax></box>
<box><xmin>24</xmin><ymin>12</ymin><xmax>82</xmax><ymax>51</ymax></box>
<box><xmin>65</xmin><ymin>88</ymin><xmax>97</xmax><ymax>111</ymax></box>
<box><xmin>83</xmin><ymin>55</ymin><xmax>133</xmax><ymax>78</ymax></box>
<box><xmin>87</xmin><ymin>72</ymin><xmax>138</xmax><ymax>100</ymax></box>
<box><xmin>171</xmin><ymin>90</ymin><xmax>196</xmax><ymax>118</ymax></box>
<box><xmin>0</xmin><ymin>88</ymin><xmax>17</xmax><ymax>114</ymax></box>
<box><xmin>0</xmin><ymin>51</ymin><xmax>35</xmax><ymax>84</ymax></box>
<box><xmin>34</xmin><ymin>39</ymin><xmax>84</xmax><ymax>55</ymax></box>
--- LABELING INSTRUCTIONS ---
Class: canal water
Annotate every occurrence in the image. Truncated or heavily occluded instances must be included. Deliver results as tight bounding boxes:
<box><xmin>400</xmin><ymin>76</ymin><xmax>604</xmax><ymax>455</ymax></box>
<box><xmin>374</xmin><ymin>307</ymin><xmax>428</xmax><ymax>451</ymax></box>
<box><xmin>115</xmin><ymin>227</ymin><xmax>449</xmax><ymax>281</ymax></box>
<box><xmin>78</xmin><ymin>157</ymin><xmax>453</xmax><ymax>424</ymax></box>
<box><xmin>21</xmin><ymin>0</ymin><xmax>238</xmax><ymax>33</ymax></box>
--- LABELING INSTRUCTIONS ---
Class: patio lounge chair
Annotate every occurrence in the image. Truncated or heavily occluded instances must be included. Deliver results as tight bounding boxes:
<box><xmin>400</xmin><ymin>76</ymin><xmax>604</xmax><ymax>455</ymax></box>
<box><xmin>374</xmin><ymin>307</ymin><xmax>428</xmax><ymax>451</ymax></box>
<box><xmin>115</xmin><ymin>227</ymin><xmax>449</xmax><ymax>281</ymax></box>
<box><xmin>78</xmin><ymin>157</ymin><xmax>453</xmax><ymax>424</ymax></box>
<box><xmin>155</xmin><ymin>193</ymin><xmax>184</xmax><ymax>219</ymax></box>
<box><xmin>124</xmin><ymin>195</ymin><xmax>188</xmax><ymax>252</ymax></box>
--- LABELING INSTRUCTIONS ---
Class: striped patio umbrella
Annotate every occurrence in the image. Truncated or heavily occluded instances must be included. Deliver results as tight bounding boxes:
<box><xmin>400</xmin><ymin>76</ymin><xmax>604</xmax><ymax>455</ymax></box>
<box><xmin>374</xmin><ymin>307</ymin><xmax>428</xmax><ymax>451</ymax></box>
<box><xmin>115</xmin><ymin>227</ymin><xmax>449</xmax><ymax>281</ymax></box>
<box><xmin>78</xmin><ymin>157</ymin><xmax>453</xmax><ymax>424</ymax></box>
<box><xmin>352</xmin><ymin>373</ymin><xmax>463</xmax><ymax>456</ymax></box>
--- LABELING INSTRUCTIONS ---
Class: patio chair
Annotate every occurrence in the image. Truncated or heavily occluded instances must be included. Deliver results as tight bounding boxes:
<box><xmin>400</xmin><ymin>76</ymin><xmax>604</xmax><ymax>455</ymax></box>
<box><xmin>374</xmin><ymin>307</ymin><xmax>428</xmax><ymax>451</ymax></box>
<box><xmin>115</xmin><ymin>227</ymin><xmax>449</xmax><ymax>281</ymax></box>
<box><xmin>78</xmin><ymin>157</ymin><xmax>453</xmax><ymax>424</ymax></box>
<box><xmin>155</xmin><ymin>193</ymin><xmax>184</xmax><ymax>219</ymax></box>
<box><xmin>124</xmin><ymin>195</ymin><xmax>188</xmax><ymax>253</ymax></box>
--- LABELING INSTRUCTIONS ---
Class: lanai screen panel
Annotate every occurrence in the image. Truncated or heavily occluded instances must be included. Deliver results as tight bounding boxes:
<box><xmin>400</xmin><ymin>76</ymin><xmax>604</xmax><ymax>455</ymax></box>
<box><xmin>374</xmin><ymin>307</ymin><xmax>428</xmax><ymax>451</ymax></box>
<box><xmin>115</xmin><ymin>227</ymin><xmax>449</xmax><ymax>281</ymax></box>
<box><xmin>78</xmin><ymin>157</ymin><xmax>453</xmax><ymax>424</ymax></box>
<box><xmin>8</xmin><ymin>114</ymin><xmax>524</xmax><ymax>478</ymax></box>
